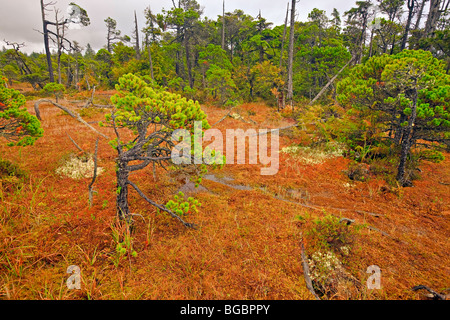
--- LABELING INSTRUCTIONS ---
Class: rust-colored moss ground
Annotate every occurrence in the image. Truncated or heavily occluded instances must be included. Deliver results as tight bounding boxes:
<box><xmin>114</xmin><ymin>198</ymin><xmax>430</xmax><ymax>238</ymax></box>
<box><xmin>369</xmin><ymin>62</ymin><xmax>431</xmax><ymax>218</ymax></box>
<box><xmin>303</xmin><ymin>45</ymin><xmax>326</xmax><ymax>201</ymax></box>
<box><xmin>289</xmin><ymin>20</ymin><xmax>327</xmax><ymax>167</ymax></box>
<box><xmin>0</xmin><ymin>90</ymin><xmax>448</xmax><ymax>300</ymax></box>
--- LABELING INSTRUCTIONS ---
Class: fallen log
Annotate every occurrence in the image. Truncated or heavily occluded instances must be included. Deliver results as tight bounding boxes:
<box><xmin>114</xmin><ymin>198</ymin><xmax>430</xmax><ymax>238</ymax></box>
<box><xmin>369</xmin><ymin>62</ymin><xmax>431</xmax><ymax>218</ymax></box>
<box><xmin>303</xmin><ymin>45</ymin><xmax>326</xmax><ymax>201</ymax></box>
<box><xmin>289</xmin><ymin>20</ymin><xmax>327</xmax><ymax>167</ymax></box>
<box><xmin>34</xmin><ymin>99</ymin><xmax>109</xmax><ymax>139</ymax></box>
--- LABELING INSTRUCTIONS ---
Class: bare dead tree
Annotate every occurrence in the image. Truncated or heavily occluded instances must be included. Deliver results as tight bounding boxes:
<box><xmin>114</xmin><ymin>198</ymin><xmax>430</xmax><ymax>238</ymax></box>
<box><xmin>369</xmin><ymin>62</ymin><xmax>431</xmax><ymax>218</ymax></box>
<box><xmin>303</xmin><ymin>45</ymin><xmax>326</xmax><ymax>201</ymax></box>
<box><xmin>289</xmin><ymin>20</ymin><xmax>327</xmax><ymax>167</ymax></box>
<box><xmin>413</xmin><ymin>0</ymin><xmax>429</xmax><ymax>31</ymax></box>
<box><xmin>278</xmin><ymin>2</ymin><xmax>290</xmax><ymax>111</ymax></box>
<box><xmin>423</xmin><ymin>0</ymin><xmax>446</xmax><ymax>40</ymax></box>
<box><xmin>133</xmin><ymin>10</ymin><xmax>141</xmax><ymax>60</ymax></box>
<box><xmin>221</xmin><ymin>0</ymin><xmax>226</xmax><ymax>50</ymax></box>
<box><xmin>39</xmin><ymin>1</ymin><xmax>89</xmax><ymax>82</ymax></box>
<box><xmin>286</xmin><ymin>0</ymin><xmax>298</xmax><ymax>111</ymax></box>
<box><xmin>401</xmin><ymin>0</ymin><xmax>416</xmax><ymax>50</ymax></box>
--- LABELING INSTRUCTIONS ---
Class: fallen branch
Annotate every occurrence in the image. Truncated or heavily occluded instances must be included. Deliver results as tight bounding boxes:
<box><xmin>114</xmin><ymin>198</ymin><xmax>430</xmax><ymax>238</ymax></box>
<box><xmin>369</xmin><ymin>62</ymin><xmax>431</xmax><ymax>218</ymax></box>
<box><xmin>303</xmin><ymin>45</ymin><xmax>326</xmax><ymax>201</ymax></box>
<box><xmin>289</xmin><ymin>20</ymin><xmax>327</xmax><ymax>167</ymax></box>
<box><xmin>251</xmin><ymin>123</ymin><xmax>300</xmax><ymax>136</ymax></box>
<box><xmin>339</xmin><ymin>217</ymin><xmax>355</xmax><ymax>225</ymax></box>
<box><xmin>300</xmin><ymin>239</ymin><xmax>321</xmax><ymax>300</ymax></box>
<box><xmin>412</xmin><ymin>285</ymin><xmax>447</xmax><ymax>300</ymax></box>
<box><xmin>34</xmin><ymin>99</ymin><xmax>109</xmax><ymax>139</ymax></box>
<box><xmin>309</xmin><ymin>56</ymin><xmax>355</xmax><ymax>106</ymax></box>
<box><xmin>66</xmin><ymin>133</ymin><xmax>85</xmax><ymax>153</ymax></box>
<box><xmin>82</xmin><ymin>86</ymin><xmax>113</xmax><ymax>109</ymax></box>
<box><xmin>211</xmin><ymin>106</ymin><xmax>236</xmax><ymax>127</ymax></box>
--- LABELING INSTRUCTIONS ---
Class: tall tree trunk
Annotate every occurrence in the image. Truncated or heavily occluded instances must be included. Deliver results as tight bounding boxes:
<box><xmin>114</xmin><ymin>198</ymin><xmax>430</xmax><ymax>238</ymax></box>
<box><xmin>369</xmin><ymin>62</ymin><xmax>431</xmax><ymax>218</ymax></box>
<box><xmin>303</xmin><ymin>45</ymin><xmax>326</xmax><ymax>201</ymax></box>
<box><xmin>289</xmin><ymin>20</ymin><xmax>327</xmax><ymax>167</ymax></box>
<box><xmin>55</xmin><ymin>10</ymin><xmax>62</xmax><ymax>84</ymax></box>
<box><xmin>146</xmin><ymin>35</ymin><xmax>154</xmax><ymax>80</ymax></box>
<box><xmin>279</xmin><ymin>2</ymin><xmax>290</xmax><ymax>71</ymax></box>
<box><xmin>390</xmin><ymin>34</ymin><xmax>397</xmax><ymax>54</ymax></box>
<box><xmin>369</xmin><ymin>28</ymin><xmax>375</xmax><ymax>57</ymax></box>
<box><xmin>116</xmin><ymin>161</ymin><xmax>131</xmax><ymax>221</ymax></box>
<box><xmin>357</xmin><ymin>12</ymin><xmax>369</xmax><ymax>64</ymax></box>
<box><xmin>134</xmin><ymin>11</ymin><xmax>141</xmax><ymax>60</ymax></box>
<box><xmin>221</xmin><ymin>0</ymin><xmax>225</xmax><ymax>50</ymax></box>
<box><xmin>40</xmin><ymin>0</ymin><xmax>54</xmax><ymax>82</ymax></box>
<box><xmin>401</xmin><ymin>0</ymin><xmax>415</xmax><ymax>50</ymax></box>
<box><xmin>75</xmin><ymin>53</ymin><xmax>79</xmax><ymax>89</ymax></box>
<box><xmin>397</xmin><ymin>83</ymin><xmax>418</xmax><ymax>186</ymax></box>
<box><xmin>185</xmin><ymin>35</ymin><xmax>194</xmax><ymax>88</ymax></box>
<box><xmin>414</xmin><ymin>0</ymin><xmax>428</xmax><ymax>31</ymax></box>
<box><xmin>424</xmin><ymin>0</ymin><xmax>442</xmax><ymax>38</ymax></box>
<box><xmin>107</xmin><ymin>29</ymin><xmax>111</xmax><ymax>53</ymax></box>
<box><xmin>286</xmin><ymin>0</ymin><xmax>296</xmax><ymax>110</ymax></box>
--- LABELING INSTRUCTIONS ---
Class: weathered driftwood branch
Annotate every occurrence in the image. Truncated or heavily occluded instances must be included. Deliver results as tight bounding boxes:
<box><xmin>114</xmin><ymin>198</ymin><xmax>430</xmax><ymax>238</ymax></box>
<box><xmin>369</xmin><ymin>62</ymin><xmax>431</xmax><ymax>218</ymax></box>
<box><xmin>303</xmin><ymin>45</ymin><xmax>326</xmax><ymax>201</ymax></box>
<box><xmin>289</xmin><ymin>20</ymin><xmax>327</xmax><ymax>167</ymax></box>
<box><xmin>88</xmin><ymin>138</ymin><xmax>99</xmax><ymax>208</ymax></box>
<box><xmin>412</xmin><ymin>285</ymin><xmax>447</xmax><ymax>300</ymax></box>
<box><xmin>300</xmin><ymin>239</ymin><xmax>321</xmax><ymax>300</ymax></box>
<box><xmin>66</xmin><ymin>132</ymin><xmax>85</xmax><ymax>153</ymax></box>
<box><xmin>82</xmin><ymin>86</ymin><xmax>113</xmax><ymax>109</ymax></box>
<box><xmin>251</xmin><ymin>123</ymin><xmax>301</xmax><ymax>137</ymax></box>
<box><xmin>309</xmin><ymin>56</ymin><xmax>355</xmax><ymax>106</ymax></box>
<box><xmin>339</xmin><ymin>217</ymin><xmax>355</xmax><ymax>225</ymax></box>
<box><xmin>210</xmin><ymin>106</ymin><xmax>236</xmax><ymax>127</ymax></box>
<box><xmin>34</xmin><ymin>99</ymin><xmax>109</xmax><ymax>139</ymax></box>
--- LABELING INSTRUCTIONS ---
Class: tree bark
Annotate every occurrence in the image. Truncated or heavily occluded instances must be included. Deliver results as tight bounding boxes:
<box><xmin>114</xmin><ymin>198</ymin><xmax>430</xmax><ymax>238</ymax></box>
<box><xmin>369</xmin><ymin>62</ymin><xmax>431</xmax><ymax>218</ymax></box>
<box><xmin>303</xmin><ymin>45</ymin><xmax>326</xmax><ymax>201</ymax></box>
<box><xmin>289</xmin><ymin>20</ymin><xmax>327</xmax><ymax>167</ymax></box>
<box><xmin>397</xmin><ymin>83</ymin><xmax>418</xmax><ymax>186</ymax></box>
<box><xmin>185</xmin><ymin>34</ymin><xmax>194</xmax><ymax>88</ymax></box>
<box><xmin>279</xmin><ymin>2</ymin><xmax>290</xmax><ymax>71</ymax></box>
<box><xmin>424</xmin><ymin>0</ymin><xmax>442</xmax><ymax>38</ymax></box>
<box><xmin>401</xmin><ymin>0</ymin><xmax>415</xmax><ymax>50</ymax></box>
<box><xmin>116</xmin><ymin>160</ymin><xmax>131</xmax><ymax>221</ymax></box>
<box><xmin>414</xmin><ymin>0</ymin><xmax>428</xmax><ymax>31</ymax></box>
<box><xmin>55</xmin><ymin>9</ymin><xmax>62</xmax><ymax>84</ymax></box>
<box><xmin>221</xmin><ymin>0</ymin><xmax>225</xmax><ymax>50</ymax></box>
<box><xmin>357</xmin><ymin>11</ymin><xmax>369</xmax><ymax>64</ymax></box>
<box><xmin>40</xmin><ymin>0</ymin><xmax>54</xmax><ymax>82</ymax></box>
<box><xmin>286</xmin><ymin>0</ymin><xmax>297</xmax><ymax>110</ymax></box>
<box><xmin>146</xmin><ymin>35</ymin><xmax>154</xmax><ymax>80</ymax></box>
<box><xmin>134</xmin><ymin>11</ymin><xmax>141</xmax><ymax>60</ymax></box>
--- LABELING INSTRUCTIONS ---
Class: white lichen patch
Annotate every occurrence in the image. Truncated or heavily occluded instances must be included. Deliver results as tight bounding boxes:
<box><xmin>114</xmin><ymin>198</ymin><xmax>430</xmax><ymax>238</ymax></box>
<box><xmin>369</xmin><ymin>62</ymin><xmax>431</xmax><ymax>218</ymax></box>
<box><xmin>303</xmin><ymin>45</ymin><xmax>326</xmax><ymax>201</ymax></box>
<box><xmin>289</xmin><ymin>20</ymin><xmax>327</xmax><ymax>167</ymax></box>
<box><xmin>56</xmin><ymin>154</ymin><xmax>103</xmax><ymax>180</ymax></box>
<box><xmin>281</xmin><ymin>141</ymin><xmax>346</xmax><ymax>165</ymax></box>
<box><xmin>308</xmin><ymin>250</ymin><xmax>344</xmax><ymax>284</ymax></box>
<box><xmin>230</xmin><ymin>113</ymin><xmax>244</xmax><ymax>121</ymax></box>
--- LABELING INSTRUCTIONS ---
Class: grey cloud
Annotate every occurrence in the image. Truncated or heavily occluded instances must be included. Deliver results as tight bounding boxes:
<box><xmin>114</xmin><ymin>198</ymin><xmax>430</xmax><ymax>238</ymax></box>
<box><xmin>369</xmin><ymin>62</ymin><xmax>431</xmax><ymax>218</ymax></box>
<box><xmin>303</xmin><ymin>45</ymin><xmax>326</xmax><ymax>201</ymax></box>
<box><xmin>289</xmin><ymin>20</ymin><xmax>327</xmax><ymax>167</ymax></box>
<box><xmin>0</xmin><ymin>0</ymin><xmax>355</xmax><ymax>54</ymax></box>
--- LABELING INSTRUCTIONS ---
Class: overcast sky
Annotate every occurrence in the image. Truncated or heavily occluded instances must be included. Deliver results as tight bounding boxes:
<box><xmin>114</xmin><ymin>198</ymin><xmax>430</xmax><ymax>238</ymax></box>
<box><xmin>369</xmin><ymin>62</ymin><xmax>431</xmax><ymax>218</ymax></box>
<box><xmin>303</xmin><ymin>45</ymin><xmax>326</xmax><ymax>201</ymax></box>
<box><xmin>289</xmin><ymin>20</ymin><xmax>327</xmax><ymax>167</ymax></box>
<box><xmin>0</xmin><ymin>0</ymin><xmax>356</xmax><ymax>54</ymax></box>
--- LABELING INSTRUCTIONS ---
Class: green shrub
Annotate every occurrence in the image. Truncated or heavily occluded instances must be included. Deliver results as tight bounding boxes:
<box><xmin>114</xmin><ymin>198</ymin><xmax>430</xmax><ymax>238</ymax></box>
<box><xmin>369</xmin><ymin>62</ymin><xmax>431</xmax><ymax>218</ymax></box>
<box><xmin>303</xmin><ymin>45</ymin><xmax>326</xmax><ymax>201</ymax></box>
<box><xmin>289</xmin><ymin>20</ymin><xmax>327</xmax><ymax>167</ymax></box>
<box><xmin>0</xmin><ymin>158</ymin><xmax>28</xmax><ymax>179</ymax></box>
<box><xmin>42</xmin><ymin>82</ymin><xmax>65</xmax><ymax>102</ymax></box>
<box><xmin>305</xmin><ymin>214</ymin><xmax>357</xmax><ymax>255</ymax></box>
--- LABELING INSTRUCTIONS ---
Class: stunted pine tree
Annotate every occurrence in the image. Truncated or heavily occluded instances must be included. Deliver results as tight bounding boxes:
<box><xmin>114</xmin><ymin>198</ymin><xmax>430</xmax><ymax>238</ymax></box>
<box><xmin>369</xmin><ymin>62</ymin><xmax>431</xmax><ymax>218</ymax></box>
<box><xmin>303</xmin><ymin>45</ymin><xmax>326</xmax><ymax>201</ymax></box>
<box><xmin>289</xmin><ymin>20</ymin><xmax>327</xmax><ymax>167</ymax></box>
<box><xmin>105</xmin><ymin>17</ymin><xmax>122</xmax><ymax>53</ymax></box>
<box><xmin>337</xmin><ymin>50</ymin><xmax>450</xmax><ymax>186</ymax></box>
<box><xmin>103</xmin><ymin>73</ymin><xmax>221</xmax><ymax>226</ymax></box>
<box><xmin>0</xmin><ymin>74</ymin><xmax>43</xmax><ymax>146</ymax></box>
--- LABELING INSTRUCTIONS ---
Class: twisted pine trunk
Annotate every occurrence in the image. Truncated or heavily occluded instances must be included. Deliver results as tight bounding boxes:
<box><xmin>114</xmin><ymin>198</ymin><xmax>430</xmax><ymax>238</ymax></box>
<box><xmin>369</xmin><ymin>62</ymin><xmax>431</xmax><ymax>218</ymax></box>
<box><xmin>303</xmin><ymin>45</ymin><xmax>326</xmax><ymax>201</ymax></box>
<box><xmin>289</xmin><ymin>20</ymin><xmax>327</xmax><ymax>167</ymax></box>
<box><xmin>397</xmin><ymin>86</ymin><xmax>418</xmax><ymax>186</ymax></box>
<box><xmin>116</xmin><ymin>160</ymin><xmax>130</xmax><ymax>221</ymax></box>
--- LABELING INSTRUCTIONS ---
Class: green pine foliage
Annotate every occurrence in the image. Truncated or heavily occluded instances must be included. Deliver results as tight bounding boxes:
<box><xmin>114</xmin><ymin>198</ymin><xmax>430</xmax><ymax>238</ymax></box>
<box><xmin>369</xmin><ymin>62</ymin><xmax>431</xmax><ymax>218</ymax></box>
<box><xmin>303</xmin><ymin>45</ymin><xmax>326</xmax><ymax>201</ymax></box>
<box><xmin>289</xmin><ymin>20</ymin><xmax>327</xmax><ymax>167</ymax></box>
<box><xmin>0</xmin><ymin>74</ymin><xmax>43</xmax><ymax>147</ymax></box>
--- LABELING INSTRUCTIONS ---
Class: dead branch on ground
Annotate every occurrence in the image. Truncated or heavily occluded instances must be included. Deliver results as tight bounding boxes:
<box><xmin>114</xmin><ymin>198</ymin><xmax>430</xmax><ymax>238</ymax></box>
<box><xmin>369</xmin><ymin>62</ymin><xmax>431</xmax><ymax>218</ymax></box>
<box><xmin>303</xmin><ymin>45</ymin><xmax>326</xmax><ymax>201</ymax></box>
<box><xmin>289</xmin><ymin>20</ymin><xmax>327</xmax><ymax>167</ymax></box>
<box><xmin>34</xmin><ymin>99</ymin><xmax>109</xmax><ymax>139</ymax></box>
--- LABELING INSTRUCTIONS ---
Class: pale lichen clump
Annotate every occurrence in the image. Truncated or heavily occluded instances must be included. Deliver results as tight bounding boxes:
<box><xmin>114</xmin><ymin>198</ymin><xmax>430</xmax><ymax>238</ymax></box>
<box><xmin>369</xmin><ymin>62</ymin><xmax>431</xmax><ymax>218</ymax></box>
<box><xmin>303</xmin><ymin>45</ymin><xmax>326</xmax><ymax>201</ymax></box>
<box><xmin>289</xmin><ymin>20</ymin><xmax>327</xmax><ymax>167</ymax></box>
<box><xmin>56</xmin><ymin>154</ymin><xmax>103</xmax><ymax>180</ymax></box>
<box><xmin>308</xmin><ymin>250</ymin><xmax>344</xmax><ymax>284</ymax></box>
<box><xmin>281</xmin><ymin>141</ymin><xmax>346</xmax><ymax>165</ymax></box>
